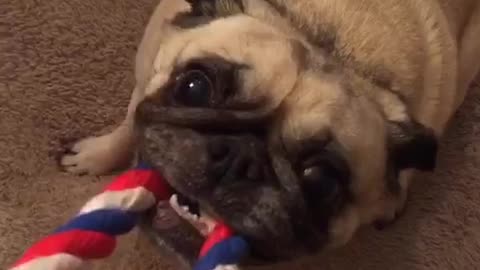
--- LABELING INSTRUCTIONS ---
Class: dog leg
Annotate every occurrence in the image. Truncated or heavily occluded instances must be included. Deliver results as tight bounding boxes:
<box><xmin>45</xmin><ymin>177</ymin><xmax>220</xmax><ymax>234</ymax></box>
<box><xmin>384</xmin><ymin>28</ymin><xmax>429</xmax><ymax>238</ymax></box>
<box><xmin>60</xmin><ymin>87</ymin><xmax>144</xmax><ymax>175</ymax></box>
<box><xmin>374</xmin><ymin>195</ymin><xmax>408</xmax><ymax>230</ymax></box>
<box><xmin>374</xmin><ymin>171</ymin><xmax>411</xmax><ymax>230</ymax></box>
<box><xmin>455</xmin><ymin>3</ymin><xmax>480</xmax><ymax>109</ymax></box>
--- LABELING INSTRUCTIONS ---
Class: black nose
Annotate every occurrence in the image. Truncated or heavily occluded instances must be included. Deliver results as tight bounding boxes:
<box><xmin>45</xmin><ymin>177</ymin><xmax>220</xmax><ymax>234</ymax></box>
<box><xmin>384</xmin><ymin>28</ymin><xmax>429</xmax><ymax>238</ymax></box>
<box><xmin>207</xmin><ymin>136</ymin><xmax>269</xmax><ymax>183</ymax></box>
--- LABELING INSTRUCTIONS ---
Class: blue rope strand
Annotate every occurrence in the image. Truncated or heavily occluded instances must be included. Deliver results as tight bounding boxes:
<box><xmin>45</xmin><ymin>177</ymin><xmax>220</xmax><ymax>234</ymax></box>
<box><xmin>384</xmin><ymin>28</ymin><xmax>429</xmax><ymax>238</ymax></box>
<box><xmin>193</xmin><ymin>236</ymin><xmax>250</xmax><ymax>270</ymax></box>
<box><xmin>54</xmin><ymin>209</ymin><xmax>138</xmax><ymax>235</ymax></box>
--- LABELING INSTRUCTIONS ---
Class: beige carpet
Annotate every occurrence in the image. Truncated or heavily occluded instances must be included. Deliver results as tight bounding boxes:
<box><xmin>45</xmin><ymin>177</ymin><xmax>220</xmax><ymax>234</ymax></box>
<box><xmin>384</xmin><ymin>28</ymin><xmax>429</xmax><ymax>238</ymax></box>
<box><xmin>1</xmin><ymin>0</ymin><xmax>480</xmax><ymax>269</ymax></box>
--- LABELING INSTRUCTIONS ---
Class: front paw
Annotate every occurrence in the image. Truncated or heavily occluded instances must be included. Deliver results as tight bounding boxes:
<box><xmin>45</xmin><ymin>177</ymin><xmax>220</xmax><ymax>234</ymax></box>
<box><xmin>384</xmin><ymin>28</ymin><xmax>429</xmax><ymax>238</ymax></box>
<box><xmin>373</xmin><ymin>218</ymin><xmax>396</xmax><ymax>231</ymax></box>
<box><xmin>373</xmin><ymin>201</ymin><xmax>408</xmax><ymax>231</ymax></box>
<box><xmin>59</xmin><ymin>134</ymin><xmax>130</xmax><ymax>175</ymax></box>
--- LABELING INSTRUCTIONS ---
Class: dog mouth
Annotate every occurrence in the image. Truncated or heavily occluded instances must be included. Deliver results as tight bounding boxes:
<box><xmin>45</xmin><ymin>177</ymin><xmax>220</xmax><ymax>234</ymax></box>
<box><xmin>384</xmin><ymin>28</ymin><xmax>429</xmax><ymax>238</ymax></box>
<box><xmin>168</xmin><ymin>192</ymin><xmax>218</xmax><ymax>237</ymax></box>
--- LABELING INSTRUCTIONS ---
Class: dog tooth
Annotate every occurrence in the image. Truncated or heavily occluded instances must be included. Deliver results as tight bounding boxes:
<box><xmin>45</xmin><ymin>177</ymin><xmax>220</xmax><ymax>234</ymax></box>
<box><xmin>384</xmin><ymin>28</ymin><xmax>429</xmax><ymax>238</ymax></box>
<box><xmin>169</xmin><ymin>195</ymin><xmax>213</xmax><ymax>236</ymax></box>
<box><xmin>179</xmin><ymin>208</ymin><xmax>188</xmax><ymax>216</ymax></box>
<box><xmin>170</xmin><ymin>194</ymin><xmax>189</xmax><ymax>217</ymax></box>
<box><xmin>169</xmin><ymin>194</ymin><xmax>179</xmax><ymax>207</ymax></box>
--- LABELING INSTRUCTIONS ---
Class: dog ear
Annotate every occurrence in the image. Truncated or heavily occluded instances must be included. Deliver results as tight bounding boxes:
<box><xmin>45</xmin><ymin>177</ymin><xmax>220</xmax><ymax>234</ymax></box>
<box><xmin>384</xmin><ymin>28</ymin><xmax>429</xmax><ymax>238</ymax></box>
<box><xmin>387</xmin><ymin>120</ymin><xmax>438</xmax><ymax>171</ymax></box>
<box><xmin>185</xmin><ymin>0</ymin><xmax>244</xmax><ymax>17</ymax></box>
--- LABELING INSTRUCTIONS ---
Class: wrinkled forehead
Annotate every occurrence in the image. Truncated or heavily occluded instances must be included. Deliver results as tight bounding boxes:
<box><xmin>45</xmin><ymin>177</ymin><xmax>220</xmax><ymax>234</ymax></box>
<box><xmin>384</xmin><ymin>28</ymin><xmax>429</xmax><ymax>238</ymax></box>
<box><xmin>141</xmin><ymin>14</ymin><xmax>384</xmax><ymax>152</ymax></box>
<box><xmin>146</xmin><ymin>15</ymin><xmax>303</xmax><ymax>108</ymax></box>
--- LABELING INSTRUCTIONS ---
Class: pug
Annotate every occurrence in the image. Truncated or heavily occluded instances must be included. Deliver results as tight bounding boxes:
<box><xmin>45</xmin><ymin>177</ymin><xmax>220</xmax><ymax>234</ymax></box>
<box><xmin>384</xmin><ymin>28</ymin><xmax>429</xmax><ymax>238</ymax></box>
<box><xmin>60</xmin><ymin>0</ymin><xmax>480</xmax><ymax>263</ymax></box>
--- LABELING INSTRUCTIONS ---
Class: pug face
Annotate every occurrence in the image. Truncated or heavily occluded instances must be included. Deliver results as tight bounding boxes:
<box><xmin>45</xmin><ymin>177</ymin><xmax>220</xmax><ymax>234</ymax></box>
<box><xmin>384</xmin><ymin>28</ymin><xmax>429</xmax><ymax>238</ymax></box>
<box><xmin>135</xmin><ymin>0</ymin><xmax>438</xmax><ymax>262</ymax></box>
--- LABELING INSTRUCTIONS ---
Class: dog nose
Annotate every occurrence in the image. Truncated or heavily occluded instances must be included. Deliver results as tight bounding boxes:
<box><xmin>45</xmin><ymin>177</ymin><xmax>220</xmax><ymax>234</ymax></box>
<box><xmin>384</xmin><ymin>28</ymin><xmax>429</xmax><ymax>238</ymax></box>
<box><xmin>207</xmin><ymin>136</ymin><xmax>268</xmax><ymax>182</ymax></box>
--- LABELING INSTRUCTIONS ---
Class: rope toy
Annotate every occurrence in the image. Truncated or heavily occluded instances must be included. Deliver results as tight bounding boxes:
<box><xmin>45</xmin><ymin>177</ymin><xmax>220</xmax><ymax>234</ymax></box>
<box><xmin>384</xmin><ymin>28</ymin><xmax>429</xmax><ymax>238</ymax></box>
<box><xmin>9</xmin><ymin>164</ymin><xmax>250</xmax><ymax>270</ymax></box>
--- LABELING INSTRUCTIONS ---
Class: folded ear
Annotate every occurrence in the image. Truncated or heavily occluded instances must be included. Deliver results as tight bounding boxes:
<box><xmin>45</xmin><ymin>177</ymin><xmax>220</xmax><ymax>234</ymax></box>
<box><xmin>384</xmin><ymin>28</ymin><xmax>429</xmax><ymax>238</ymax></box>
<box><xmin>387</xmin><ymin>120</ymin><xmax>438</xmax><ymax>171</ymax></box>
<box><xmin>185</xmin><ymin>0</ymin><xmax>244</xmax><ymax>17</ymax></box>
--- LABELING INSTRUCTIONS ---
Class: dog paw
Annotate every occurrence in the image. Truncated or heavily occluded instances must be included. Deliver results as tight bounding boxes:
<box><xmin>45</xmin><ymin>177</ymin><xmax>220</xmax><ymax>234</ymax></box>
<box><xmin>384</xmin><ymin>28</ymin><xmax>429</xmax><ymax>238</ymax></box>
<box><xmin>373</xmin><ymin>201</ymin><xmax>408</xmax><ymax>231</ymax></box>
<box><xmin>59</xmin><ymin>134</ymin><xmax>130</xmax><ymax>175</ymax></box>
<box><xmin>373</xmin><ymin>218</ymin><xmax>396</xmax><ymax>231</ymax></box>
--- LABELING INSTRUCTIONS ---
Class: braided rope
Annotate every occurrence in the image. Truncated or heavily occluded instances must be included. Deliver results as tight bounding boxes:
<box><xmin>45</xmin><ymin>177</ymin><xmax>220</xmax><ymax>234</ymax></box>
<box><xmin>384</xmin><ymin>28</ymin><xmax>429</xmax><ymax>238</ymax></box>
<box><xmin>9</xmin><ymin>165</ymin><xmax>249</xmax><ymax>270</ymax></box>
<box><xmin>194</xmin><ymin>223</ymin><xmax>249</xmax><ymax>270</ymax></box>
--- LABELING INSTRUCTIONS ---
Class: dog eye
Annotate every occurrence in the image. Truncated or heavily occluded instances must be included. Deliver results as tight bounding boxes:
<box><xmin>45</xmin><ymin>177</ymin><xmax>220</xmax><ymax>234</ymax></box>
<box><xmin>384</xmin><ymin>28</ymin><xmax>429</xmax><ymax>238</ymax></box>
<box><xmin>301</xmin><ymin>164</ymin><xmax>339</xmax><ymax>202</ymax></box>
<box><xmin>173</xmin><ymin>70</ymin><xmax>213</xmax><ymax>107</ymax></box>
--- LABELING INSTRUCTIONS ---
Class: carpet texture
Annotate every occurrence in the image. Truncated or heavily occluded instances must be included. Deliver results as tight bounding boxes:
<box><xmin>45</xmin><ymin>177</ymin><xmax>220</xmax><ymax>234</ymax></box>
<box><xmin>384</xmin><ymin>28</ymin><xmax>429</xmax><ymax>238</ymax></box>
<box><xmin>1</xmin><ymin>0</ymin><xmax>479</xmax><ymax>269</ymax></box>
